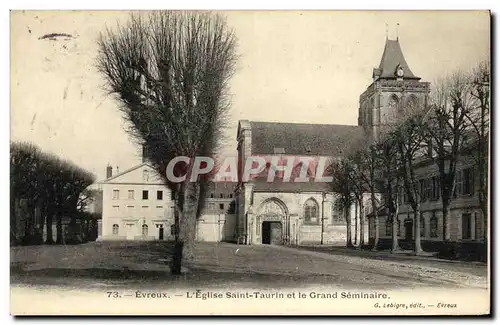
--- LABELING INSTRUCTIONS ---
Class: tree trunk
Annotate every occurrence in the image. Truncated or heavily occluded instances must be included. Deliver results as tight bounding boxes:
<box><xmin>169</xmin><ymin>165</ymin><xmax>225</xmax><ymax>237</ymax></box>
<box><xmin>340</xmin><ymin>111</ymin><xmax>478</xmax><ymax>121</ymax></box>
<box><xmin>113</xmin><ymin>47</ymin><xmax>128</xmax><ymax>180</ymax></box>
<box><xmin>442</xmin><ymin>197</ymin><xmax>451</xmax><ymax>241</ymax></box>
<box><xmin>413</xmin><ymin>209</ymin><xmax>423</xmax><ymax>254</ymax></box>
<box><xmin>171</xmin><ymin>187</ymin><xmax>183</xmax><ymax>275</ymax></box>
<box><xmin>391</xmin><ymin>215</ymin><xmax>400</xmax><ymax>252</ymax></box>
<box><xmin>345</xmin><ymin>207</ymin><xmax>354</xmax><ymax>248</ymax></box>
<box><xmin>392</xmin><ymin>197</ymin><xmax>400</xmax><ymax>252</ymax></box>
<box><xmin>354</xmin><ymin>203</ymin><xmax>358</xmax><ymax>246</ymax></box>
<box><xmin>358</xmin><ymin>198</ymin><xmax>365</xmax><ymax>249</ymax></box>
<box><xmin>371</xmin><ymin>195</ymin><xmax>379</xmax><ymax>251</ymax></box>
<box><xmin>56</xmin><ymin>215</ymin><xmax>63</xmax><ymax>244</ymax></box>
<box><xmin>180</xmin><ymin>183</ymin><xmax>198</xmax><ymax>261</ymax></box>
<box><xmin>45</xmin><ymin>208</ymin><xmax>55</xmax><ymax>245</ymax></box>
<box><xmin>170</xmin><ymin>183</ymin><xmax>199</xmax><ymax>275</ymax></box>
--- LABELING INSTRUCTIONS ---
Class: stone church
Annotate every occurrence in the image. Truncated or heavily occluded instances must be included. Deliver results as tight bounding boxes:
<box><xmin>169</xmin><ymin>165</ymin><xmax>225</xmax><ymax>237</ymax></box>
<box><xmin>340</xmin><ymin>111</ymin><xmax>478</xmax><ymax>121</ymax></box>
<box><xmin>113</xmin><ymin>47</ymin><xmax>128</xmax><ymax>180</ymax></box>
<box><xmin>234</xmin><ymin>37</ymin><xmax>430</xmax><ymax>246</ymax></box>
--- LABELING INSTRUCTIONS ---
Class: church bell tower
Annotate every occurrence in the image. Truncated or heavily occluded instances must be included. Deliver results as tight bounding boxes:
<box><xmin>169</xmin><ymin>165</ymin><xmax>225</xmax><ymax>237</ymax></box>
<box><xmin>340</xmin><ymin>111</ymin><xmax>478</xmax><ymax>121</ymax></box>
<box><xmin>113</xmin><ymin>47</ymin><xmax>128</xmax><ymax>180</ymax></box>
<box><xmin>358</xmin><ymin>36</ymin><xmax>430</xmax><ymax>141</ymax></box>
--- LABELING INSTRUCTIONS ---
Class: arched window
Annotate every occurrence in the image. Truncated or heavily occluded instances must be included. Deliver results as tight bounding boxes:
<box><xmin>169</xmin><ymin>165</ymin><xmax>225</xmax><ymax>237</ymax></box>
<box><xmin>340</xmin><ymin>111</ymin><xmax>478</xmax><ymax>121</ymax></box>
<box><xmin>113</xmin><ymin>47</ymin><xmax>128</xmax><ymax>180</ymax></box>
<box><xmin>112</xmin><ymin>224</ymin><xmax>119</xmax><ymax>235</ymax></box>
<box><xmin>142</xmin><ymin>224</ymin><xmax>148</xmax><ymax>236</ymax></box>
<box><xmin>420</xmin><ymin>214</ymin><xmax>426</xmax><ymax>238</ymax></box>
<box><xmin>388</xmin><ymin>95</ymin><xmax>400</xmax><ymax>122</ymax></box>
<box><xmin>406</xmin><ymin>95</ymin><xmax>419</xmax><ymax>113</ymax></box>
<box><xmin>430</xmin><ymin>215</ymin><xmax>438</xmax><ymax>238</ymax></box>
<box><xmin>304</xmin><ymin>199</ymin><xmax>319</xmax><ymax>224</ymax></box>
<box><xmin>331</xmin><ymin>199</ymin><xmax>345</xmax><ymax>224</ymax></box>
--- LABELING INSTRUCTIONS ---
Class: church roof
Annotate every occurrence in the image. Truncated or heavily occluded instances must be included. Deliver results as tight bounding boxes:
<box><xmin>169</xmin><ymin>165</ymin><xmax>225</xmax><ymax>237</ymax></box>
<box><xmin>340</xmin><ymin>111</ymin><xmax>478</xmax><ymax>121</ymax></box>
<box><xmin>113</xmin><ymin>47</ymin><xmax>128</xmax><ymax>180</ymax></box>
<box><xmin>374</xmin><ymin>38</ymin><xmax>420</xmax><ymax>80</ymax></box>
<box><xmin>252</xmin><ymin>178</ymin><xmax>331</xmax><ymax>193</ymax></box>
<box><xmin>249</xmin><ymin>121</ymin><xmax>365</xmax><ymax>157</ymax></box>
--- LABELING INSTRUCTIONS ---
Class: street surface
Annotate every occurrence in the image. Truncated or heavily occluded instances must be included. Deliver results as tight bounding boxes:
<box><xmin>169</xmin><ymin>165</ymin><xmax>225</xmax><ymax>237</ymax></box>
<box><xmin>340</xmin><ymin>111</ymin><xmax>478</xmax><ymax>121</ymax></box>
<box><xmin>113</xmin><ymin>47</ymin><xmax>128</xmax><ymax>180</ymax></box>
<box><xmin>11</xmin><ymin>241</ymin><xmax>488</xmax><ymax>290</ymax></box>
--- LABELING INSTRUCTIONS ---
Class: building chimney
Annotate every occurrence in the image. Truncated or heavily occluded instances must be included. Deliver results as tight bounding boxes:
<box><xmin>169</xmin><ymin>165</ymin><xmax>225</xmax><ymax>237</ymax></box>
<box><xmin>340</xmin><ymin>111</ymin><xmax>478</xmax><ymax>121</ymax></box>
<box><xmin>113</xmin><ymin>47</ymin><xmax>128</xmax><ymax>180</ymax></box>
<box><xmin>106</xmin><ymin>165</ymin><xmax>113</xmax><ymax>178</ymax></box>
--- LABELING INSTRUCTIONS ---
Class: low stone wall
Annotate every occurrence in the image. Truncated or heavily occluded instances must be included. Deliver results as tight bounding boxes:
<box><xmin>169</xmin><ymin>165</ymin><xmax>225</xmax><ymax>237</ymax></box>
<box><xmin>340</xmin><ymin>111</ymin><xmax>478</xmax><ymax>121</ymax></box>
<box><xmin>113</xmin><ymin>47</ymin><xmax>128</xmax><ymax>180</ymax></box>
<box><xmin>368</xmin><ymin>238</ymin><xmax>487</xmax><ymax>262</ymax></box>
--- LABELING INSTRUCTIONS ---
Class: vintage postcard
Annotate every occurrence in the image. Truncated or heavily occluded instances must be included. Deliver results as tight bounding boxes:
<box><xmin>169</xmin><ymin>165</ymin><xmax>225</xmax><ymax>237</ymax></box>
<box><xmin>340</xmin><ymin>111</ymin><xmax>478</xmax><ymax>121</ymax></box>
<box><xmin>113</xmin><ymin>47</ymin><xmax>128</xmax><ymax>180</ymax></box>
<box><xmin>9</xmin><ymin>10</ymin><xmax>491</xmax><ymax>316</ymax></box>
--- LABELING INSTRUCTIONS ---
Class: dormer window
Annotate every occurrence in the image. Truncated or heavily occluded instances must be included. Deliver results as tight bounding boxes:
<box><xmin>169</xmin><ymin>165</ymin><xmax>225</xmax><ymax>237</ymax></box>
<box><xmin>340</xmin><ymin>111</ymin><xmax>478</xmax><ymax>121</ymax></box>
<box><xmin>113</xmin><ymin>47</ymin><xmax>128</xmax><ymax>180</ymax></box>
<box><xmin>273</xmin><ymin>147</ymin><xmax>285</xmax><ymax>154</ymax></box>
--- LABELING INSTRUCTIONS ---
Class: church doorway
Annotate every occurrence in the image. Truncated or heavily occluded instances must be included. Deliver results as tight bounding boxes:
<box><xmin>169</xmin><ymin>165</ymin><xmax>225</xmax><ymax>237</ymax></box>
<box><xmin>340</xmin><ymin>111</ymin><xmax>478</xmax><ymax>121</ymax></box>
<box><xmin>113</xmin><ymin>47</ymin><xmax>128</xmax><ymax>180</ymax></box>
<box><xmin>158</xmin><ymin>225</ymin><xmax>164</xmax><ymax>240</ymax></box>
<box><xmin>262</xmin><ymin>221</ymin><xmax>283</xmax><ymax>245</ymax></box>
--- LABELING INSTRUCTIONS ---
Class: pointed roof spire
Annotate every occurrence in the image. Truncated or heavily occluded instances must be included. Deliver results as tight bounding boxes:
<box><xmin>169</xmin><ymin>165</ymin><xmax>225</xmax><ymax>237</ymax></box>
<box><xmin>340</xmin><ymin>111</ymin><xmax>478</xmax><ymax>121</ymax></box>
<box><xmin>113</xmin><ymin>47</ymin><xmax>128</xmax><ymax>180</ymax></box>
<box><xmin>374</xmin><ymin>37</ymin><xmax>420</xmax><ymax>80</ymax></box>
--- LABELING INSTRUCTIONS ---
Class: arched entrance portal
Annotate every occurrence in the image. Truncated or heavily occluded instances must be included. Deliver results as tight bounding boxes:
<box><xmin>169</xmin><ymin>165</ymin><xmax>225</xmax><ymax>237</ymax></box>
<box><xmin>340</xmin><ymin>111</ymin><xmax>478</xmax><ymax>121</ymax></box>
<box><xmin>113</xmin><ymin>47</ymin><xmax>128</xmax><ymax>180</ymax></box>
<box><xmin>257</xmin><ymin>199</ymin><xmax>288</xmax><ymax>245</ymax></box>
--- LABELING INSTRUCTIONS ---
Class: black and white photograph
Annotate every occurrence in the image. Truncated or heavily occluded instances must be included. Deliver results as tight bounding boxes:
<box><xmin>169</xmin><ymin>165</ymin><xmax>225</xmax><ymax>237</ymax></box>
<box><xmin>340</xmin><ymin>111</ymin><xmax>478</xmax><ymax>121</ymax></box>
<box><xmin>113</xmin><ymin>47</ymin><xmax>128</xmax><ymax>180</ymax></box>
<box><xmin>8</xmin><ymin>9</ymin><xmax>491</xmax><ymax>315</ymax></box>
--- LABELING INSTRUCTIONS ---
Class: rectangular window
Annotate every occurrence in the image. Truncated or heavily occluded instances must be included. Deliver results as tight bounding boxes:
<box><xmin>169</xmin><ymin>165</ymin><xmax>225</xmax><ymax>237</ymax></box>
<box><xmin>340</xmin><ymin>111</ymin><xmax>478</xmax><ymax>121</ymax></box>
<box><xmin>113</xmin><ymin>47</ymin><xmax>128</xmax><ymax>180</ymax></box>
<box><xmin>170</xmin><ymin>190</ymin><xmax>176</xmax><ymax>201</ymax></box>
<box><xmin>219</xmin><ymin>203</ymin><xmax>224</xmax><ymax>210</ymax></box>
<box><xmin>142</xmin><ymin>190</ymin><xmax>149</xmax><ymax>200</ymax></box>
<box><xmin>208</xmin><ymin>202</ymin><xmax>215</xmax><ymax>210</ymax></box>
<box><xmin>386</xmin><ymin>219</ymin><xmax>392</xmax><ymax>236</ymax></box>
<box><xmin>128</xmin><ymin>190</ymin><xmax>134</xmax><ymax>200</ymax></box>
<box><xmin>462</xmin><ymin>213</ymin><xmax>472</xmax><ymax>240</ymax></box>
<box><xmin>419</xmin><ymin>179</ymin><xmax>425</xmax><ymax>201</ymax></box>
<box><xmin>431</xmin><ymin>176</ymin><xmax>440</xmax><ymax>200</ymax></box>
<box><xmin>430</xmin><ymin>213</ymin><xmax>438</xmax><ymax>238</ymax></box>
<box><xmin>157</xmin><ymin>190</ymin><xmax>163</xmax><ymax>200</ymax></box>
<box><xmin>462</xmin><ymin>168</ymin><xmax>473</xmax><ymax>195</ymax></box>
<box><xmin>113</xmin><ymin>190</ymin><xmax>119</xmax><ymax>200</ymax></box>
<box><xmin>425</xmin><ymin>178</ymin><xmax>432</xmax><ymax>201</ymax></box>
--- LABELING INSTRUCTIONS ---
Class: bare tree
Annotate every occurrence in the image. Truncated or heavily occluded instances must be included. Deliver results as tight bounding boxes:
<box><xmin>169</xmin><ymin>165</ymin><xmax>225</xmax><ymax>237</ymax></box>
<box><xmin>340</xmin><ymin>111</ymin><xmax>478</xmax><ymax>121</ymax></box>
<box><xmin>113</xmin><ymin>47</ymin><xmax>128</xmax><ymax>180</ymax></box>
<box><xmin>96</xmin><ymin>11</ymin><xmax>238</xmax><ymax>274</ymax></box>
<box><xmin>330</xmin><ymin>159</ymin><xmax>355</xmax><ymax>248</ymax></box>
<box><xmin>391</xmin><ymin>112</ymin><xmax>430</xmax><ymax>254</ymax></box>
<box><xmin>376</xmin><ymin>135</ymin><xmax>402</xmax><ymax>252</ymax></box>
<box><xmin>348</xmin><ymin>145</ymin><xmax>384</xmax><ymax>250</ymax></box>
<box><xmin>466</xmin><ymin>61</ymin><xmax>490</xmax><ymax>244</ymax></box>
<box><xmin>346</xmin><ymin>152</ymin><xmax>369</xmax><ymax>249</ymax></box>
<box><xmin>426</xmin><ymin>69</ymin><xmax>478</xmax><ymax>242</ymax></box>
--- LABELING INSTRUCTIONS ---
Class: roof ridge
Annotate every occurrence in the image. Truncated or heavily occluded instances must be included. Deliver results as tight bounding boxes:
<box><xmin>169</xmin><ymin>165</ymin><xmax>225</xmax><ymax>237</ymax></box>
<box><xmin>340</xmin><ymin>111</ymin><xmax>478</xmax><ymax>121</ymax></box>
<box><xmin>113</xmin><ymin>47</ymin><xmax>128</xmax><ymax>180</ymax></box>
<box><xmin>100</xmin><ymin>162</ymin><xmax>153</xmax><ymax>183</ymax></box>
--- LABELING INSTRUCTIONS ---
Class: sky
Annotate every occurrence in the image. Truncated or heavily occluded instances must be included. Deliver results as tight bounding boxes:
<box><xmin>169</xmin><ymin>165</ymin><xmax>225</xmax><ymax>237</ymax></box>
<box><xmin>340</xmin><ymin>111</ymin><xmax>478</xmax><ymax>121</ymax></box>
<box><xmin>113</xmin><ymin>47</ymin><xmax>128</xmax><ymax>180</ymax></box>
<box><xmin>10</xmin><ymin>10</ymin><xmax>490</xmax><ymax>181</ymax></box>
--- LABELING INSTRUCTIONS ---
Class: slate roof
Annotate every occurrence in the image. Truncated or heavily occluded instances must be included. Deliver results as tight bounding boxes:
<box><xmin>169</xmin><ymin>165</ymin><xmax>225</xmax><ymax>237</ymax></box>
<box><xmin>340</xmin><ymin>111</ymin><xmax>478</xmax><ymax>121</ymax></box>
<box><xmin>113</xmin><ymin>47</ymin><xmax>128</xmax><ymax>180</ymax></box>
<box><xmin>251</xmin><ymin>177</ymin><xmax>331</xmax><ymax>193</ymax></box>
<box><xmin>249</xmin><ymin>121</ymin><xmax>365</xmax><ymax>157</ymax></box>
<box><xmin>374</xmin><ymin>38</ymin><xmax>420</xmax><ymax>80</ymax></box>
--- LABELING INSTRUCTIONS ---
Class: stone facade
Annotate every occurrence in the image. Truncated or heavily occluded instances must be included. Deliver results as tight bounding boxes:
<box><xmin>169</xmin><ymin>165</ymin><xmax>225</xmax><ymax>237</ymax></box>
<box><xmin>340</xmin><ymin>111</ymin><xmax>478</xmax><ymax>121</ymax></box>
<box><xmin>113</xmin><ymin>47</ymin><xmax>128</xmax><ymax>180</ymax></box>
<box><xmin>234</xmin><ymin>120</ymin><xmax>369</xmax><ymax>246</ymax></box>
<box><xmin>99</xmin><ymin>163</ymin><xmax>175</xmax><ymax>241</ymax></box>
<box><xmin>98</xmin><ymin>162</ymin><xmax>237</xmax><ymax>242</ymax></box>
<box><xmin>368</xmin><ymin>155</ymin><xmax>485</xmax><ymax>245</ymax></box>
